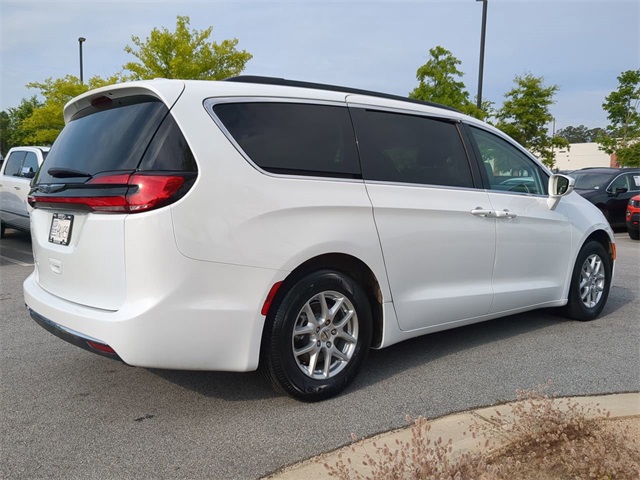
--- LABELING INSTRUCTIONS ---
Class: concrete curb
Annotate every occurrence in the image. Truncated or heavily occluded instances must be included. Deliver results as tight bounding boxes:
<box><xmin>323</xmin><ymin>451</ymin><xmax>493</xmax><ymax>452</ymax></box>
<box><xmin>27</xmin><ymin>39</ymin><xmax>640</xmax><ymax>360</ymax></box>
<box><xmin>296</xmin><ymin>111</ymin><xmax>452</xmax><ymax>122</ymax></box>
<box><xmin>263</xmin><ymin>392</ymin><xmax>639</xmax><ymax>480</ymax></box>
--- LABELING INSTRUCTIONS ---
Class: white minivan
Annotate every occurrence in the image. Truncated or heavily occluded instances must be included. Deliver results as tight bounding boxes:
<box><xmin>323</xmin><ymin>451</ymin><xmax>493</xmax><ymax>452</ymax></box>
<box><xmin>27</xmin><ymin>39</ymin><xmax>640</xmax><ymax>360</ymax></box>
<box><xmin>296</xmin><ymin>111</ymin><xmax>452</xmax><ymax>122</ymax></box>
<box><xmin>24</xmin><ymin>77</ymin><xmax>615</xmax><ymax>401</ymax></box>
<box><xmin>0</xmin><ymin>146</ymin><xmax>49</xmax><ymax>236</ymax></box>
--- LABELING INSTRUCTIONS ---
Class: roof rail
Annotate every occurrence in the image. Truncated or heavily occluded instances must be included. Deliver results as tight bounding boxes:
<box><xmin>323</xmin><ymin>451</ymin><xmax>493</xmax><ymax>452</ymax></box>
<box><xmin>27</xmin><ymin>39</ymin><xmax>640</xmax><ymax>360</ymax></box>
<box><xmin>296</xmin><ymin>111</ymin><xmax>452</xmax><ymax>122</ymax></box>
<box><xmin>224</xmin><ymin>75</ymin><xmax>460</xmax><ymax>113</ymax></box>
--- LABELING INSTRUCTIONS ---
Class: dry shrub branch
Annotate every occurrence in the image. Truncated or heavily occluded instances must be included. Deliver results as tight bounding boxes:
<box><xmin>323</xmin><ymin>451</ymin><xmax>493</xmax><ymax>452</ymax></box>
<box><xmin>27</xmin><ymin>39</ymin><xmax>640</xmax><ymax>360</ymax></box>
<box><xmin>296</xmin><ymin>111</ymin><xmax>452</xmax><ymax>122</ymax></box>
<box><xmin>324</xmin><ymin>383</ymin><xmax>639</xmax><ymax>480</ymax></box>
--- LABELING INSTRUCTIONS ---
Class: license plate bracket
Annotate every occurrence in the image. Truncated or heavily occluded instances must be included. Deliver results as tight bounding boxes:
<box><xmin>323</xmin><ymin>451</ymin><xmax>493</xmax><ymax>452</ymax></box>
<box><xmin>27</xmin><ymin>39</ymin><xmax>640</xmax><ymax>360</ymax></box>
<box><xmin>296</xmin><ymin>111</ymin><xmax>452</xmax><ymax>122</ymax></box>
<box><xmin>49</xmin><ymin>213</ymin><xmax>74</xmax><ymax>246</ymax></box>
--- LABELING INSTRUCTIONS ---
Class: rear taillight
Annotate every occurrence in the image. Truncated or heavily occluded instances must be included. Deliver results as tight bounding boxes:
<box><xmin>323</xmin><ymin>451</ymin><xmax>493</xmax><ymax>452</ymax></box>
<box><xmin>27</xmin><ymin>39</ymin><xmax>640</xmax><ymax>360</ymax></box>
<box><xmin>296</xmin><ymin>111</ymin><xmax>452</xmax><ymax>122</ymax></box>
<box><xmin>29</xmin><ymin>173</ymin><xmax>189</xmax><ymax>213</ymax></box>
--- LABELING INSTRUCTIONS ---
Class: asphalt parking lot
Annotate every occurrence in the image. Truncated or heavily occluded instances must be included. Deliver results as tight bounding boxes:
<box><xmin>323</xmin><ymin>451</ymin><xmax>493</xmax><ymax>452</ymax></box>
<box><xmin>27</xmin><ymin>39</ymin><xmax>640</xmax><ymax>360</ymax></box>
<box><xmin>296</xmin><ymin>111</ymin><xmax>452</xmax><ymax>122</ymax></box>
<box><xmin>1</xmin><ymin>229</ymin><xmax>638</xmax><ymax>479</ymax></box>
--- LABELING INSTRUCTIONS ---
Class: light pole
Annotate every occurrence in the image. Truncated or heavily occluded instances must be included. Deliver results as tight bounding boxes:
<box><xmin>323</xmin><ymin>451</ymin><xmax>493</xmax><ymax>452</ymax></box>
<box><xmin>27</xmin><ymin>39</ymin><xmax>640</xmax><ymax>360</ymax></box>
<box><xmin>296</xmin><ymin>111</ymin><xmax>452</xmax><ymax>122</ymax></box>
<box><xmin>78</xmin><ymin>37</ymin><xmax>86</xmax><ymax>84</ymax></box>
<box><xmin>476</xmin><ymin>0</ymin><xmax>488</xmax><ymax>110</ymax></box>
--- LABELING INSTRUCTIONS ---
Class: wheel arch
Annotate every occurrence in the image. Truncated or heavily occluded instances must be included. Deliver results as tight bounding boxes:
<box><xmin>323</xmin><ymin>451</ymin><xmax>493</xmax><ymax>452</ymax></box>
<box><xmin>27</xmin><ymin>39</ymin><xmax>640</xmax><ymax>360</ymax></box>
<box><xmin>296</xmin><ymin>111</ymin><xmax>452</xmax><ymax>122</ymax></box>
<box><xmin>264</xmin><ymin>253</ymin><xmax>384</xmax><ymax>349</ymax></box>
<box><xmin>584</xmin><ymin>229</ymin><xmax>615</xmax><ymax>265</ymax></box>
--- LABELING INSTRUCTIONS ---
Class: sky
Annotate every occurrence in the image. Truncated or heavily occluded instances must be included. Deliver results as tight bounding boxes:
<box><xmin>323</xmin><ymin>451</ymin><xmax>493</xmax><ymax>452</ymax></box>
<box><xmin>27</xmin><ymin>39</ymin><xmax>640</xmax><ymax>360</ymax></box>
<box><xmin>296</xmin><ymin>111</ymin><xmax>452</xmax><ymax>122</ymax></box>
<box><xmin>1</xmin><ymin>0</ymin><xmax>638</xmax><ymax>131</ymax></box>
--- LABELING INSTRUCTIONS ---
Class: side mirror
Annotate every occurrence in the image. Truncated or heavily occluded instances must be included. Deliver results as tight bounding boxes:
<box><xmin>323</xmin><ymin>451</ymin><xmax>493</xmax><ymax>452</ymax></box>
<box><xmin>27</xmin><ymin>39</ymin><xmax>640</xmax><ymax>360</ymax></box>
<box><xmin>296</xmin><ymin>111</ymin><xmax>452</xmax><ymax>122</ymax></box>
<box><xmin>21</xmin><ymin>167</ymin><xmax>36</xmax><ymax>179</ymax></box>
<box><xmin>547</xmin><ymin>174</ymin><xmax>575</xmax><ymax>210</ymax></box>
<box><xmin>614</xmin><ymin>187</ymin><xmax>628</xmax><ymax>196</ymax></box>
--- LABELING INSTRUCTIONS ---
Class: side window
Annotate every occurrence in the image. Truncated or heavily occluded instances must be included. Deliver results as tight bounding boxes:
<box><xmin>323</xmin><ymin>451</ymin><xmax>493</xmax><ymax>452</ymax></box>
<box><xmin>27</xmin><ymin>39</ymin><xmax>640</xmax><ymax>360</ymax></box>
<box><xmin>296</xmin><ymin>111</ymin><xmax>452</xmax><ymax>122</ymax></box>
<box><xmin>21</xmin><ymin>152</ymin><xmax>39</xmax><ymax>176</ymax></box>
<box><xmin>3</xmin><ymin>151</ymin><xmax>26</xmax><ymax>177</ymax></box>
<box><xmin>469</xmin><ymin>127</ymin><xmax>547</xmax><ymax>195</ymax></box>
<box><xmin>609</xmin><ymin>174</ymin><xmax>628</xmax><ymax>192</ymax></box>
<box><xmin>350</xmin><ymin>108</ymin><xmax>474</xmax><ymax>188</ymax></box>
<box><xmin>213</xmin><ymin>102</ymin><xmax>360</xmax><ymax>178</ymax></box>
<box><xmin>611</xmin><ymin>173</ymin><xmax>640</xmax><ymax>193</ymax></box>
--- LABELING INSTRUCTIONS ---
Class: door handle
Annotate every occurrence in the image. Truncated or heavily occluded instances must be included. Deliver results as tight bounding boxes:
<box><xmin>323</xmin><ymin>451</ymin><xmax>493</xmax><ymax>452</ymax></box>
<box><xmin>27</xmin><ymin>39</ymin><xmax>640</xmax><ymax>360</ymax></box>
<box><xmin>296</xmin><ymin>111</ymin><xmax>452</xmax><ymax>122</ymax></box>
<box><xmin>495</xmin><ymin>209</ymin><xmax>517</xmax><ymax>219</ymax></box>
<box><xmin>471</xmin><ymin>208</ymin><xmax>495</xmax><ymax>217</ymax></box>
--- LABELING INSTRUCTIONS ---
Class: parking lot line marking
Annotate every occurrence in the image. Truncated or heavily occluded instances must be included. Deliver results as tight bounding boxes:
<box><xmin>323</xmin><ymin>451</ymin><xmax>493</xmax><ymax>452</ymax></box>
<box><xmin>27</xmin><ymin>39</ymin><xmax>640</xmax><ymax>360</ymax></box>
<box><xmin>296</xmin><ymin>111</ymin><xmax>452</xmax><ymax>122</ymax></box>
<box><xmin>0</xmin><ymin>255</ymin><xmax>33</xmax><ymax>267</ymax></box>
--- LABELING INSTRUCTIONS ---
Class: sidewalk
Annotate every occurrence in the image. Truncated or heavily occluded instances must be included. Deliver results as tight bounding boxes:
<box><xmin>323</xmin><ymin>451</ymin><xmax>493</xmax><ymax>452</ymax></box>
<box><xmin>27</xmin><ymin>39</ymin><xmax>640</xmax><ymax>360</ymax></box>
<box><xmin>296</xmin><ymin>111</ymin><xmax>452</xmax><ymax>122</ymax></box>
<box><xmin>264</xmin><ymin>392</ymin><xmax>639</xmax><ymax>480</ymax></box>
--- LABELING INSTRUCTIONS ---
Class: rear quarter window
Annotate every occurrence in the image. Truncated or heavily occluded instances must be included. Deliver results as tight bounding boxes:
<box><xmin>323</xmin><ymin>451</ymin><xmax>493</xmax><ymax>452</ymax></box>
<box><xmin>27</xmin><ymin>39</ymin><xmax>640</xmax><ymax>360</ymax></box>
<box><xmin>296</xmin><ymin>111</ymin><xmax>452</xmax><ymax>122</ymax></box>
<box><xmin>212</xmin><ymin>102</ymin><xmax>361</xmax><ymax>178</ymax></box>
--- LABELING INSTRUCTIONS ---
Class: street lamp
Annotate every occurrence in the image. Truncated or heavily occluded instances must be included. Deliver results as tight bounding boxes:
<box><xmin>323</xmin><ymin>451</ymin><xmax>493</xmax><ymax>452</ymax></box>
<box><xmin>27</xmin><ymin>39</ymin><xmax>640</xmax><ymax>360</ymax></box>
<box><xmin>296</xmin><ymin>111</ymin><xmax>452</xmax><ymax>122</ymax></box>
<box><xmin>476</xmin><ymin>0</ymin><xmax>488</xmax><ymax>110</ymax></box>
<box><xmin>78</xmin><ymin>37</ymin><xmax>86</xmax><ymax>84</ymax></box>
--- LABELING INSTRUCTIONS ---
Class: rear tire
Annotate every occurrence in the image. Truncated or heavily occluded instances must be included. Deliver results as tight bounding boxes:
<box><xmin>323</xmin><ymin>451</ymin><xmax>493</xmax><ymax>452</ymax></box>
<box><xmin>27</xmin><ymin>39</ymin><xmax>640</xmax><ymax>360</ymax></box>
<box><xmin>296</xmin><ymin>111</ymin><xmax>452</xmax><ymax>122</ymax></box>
<box><xmin>562</xmin><ymin>241</ymin><xmax>611</xmax><ymax>321</ymax></box>
<box><xmin>260</xmin><ymin>270</ymin><xmax>372</xmax><ymax>402</ymax></box>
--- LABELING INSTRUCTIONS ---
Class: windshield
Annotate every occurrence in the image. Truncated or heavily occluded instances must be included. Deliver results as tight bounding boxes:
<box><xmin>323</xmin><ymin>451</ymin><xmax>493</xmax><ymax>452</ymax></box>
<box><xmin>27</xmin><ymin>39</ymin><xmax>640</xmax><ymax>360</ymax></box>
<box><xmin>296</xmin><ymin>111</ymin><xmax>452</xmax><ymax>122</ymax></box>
<box><xmin>569</xmin><ymin>173</ymin><xmax>612</xmax><ymax>190</ymax></box>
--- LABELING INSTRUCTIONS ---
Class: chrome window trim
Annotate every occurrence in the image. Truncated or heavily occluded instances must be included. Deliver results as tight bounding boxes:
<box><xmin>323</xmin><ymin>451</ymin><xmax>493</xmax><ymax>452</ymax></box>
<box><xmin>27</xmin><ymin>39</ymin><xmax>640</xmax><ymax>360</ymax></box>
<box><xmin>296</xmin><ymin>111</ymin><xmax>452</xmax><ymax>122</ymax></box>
<box><xmin>346</xmin><ymin>102</ymin><xmax>460</xmax><ymax>124</ymax></box>
<box><xmin>363</xmin><ymin>179</ymin><xmax>488</xmax><ymax>193</ymax></box>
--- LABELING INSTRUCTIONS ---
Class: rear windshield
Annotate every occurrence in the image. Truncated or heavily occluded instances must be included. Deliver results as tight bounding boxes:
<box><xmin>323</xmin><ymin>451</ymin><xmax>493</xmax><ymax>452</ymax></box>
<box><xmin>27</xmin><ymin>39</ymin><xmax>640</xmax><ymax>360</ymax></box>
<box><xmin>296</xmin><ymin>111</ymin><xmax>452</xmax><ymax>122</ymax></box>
<box><xmin>36</xmin><ymin>95</ymin><xmax>196</xmax><ymax>184</ymax></box>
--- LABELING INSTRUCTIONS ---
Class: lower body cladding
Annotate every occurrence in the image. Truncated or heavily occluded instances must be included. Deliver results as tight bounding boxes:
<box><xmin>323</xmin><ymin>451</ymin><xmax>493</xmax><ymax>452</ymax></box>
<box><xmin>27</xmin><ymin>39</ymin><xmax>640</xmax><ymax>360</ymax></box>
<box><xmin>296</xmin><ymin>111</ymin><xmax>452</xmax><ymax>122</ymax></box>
<box><xmin>23</xmin><ymin>260</ymin><xmax>284</xmax><ymax>372</ymax></box>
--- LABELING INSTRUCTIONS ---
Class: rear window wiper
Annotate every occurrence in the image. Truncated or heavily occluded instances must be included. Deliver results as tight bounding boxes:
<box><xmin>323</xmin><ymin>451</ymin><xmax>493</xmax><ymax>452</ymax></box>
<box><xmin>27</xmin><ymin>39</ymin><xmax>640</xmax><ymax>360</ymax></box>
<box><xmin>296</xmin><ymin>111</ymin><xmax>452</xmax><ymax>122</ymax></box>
<box><xmin>48</xmin><ymin>167</ymin><xmax>92</xmax><ymax>178</ymax></box>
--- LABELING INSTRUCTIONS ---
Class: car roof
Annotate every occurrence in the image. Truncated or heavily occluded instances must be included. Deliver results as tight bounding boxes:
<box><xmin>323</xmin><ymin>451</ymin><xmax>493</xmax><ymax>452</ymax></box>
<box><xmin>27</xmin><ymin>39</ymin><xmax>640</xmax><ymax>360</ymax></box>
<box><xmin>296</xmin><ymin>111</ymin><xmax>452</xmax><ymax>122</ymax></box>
<box><xmin>8</xmin><ymin>146</ymin><xmax>50</xmax><ymax>153</ymax></box>
<box><xmin>224</xmin><ymin>75</ymin><xmax>461</xmax><ymax>113</ymax></box>
<box><xmin>64</xmin><ymin>77</ymin><xmax>470</xmax><ymax>124</ymax></box>
<box><xmin>572</xmin><ymin>167</ymin><xmax>639</xmax><ymax>174</ymax></box>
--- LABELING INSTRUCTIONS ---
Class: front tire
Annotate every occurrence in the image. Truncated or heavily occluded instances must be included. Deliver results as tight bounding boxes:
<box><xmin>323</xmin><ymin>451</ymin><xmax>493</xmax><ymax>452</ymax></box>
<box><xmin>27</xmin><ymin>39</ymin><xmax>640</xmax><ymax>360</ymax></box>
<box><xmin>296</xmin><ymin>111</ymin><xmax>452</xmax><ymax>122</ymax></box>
<box><xmin>628</xmin><ymin>229</ymin><xmax>639</xmax><ymax>240</ymax></box>
<box><xmin>260</xmin><ymin>270</ymin><xmax>372</xmax><ymax>402</ymax></box>
<box><xmin>562</xmin><ymin>241</ymin><xmax>612</xmax><ymax>321</ymax></box>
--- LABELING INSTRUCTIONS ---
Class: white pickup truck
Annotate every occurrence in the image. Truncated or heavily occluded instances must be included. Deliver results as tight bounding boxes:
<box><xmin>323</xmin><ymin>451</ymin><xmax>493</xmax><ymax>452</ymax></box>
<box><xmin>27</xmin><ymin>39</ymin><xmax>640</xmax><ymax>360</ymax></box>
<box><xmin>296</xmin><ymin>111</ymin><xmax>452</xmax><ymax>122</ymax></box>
<box><xmin>0</xmin><ymin>146</ymin><xmax>50</xmax><ymax>237</ymax></box>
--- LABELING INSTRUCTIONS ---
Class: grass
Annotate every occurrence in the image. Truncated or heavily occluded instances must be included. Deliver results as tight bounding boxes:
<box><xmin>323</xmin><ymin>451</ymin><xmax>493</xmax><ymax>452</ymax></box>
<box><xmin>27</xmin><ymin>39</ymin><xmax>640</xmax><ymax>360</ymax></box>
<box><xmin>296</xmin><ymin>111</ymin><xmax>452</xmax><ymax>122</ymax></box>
<box><xmin>323</xmin><ymin>383</ymin><xmax>639</xmax><ymax>479</ymax></box>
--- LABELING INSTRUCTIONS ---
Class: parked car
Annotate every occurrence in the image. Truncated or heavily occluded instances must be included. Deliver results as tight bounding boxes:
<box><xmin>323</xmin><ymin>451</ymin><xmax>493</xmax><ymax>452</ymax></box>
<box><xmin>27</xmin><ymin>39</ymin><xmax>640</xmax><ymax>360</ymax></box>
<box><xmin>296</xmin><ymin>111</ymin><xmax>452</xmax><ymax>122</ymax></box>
<box><xmin>626</xmin><ymin>195</ymin><xmax>640</xmax><ymax>240</ymax></box>
<box><xmin>0</xmin><ymin>146</ymin><xmax>50</xmax><ymax>237</ymax></box>
<box><xmin>24</xmin><ymin>77</ymin><xmax>615</xmax><ymax>401</ymax></box>
<box><xmin>568</xmin><ymin>167</ymin><xmax>640</xmax><ymax>229</ymax></box>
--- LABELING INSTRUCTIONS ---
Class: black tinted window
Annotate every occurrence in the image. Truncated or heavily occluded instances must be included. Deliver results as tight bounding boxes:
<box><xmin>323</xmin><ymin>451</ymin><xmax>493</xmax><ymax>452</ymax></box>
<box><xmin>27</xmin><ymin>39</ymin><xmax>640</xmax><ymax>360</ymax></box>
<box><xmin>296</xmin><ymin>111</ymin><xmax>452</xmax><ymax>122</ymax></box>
<box><xmin>3</xmin><ymin>151</ymin><xmax>25</xmax><ymax>176</ymax></box>
<box><xmin>214</xmin><ymin>102</ymin><xmax>360</xmax><ymax>178</ymax></box>
<box><xmin>350</xmin><ymin>109</ymin><xmax>474</xmax><ymax>188</ymax></box>
<box><xmin>138</xmin><ymin>113</ymin><xmax>197</xmax><ymax>171</ymax></box>
<box><xmin>37</xmin><ymin>96</ymin><xmax>170</xmax><ymax>184</ymax></box>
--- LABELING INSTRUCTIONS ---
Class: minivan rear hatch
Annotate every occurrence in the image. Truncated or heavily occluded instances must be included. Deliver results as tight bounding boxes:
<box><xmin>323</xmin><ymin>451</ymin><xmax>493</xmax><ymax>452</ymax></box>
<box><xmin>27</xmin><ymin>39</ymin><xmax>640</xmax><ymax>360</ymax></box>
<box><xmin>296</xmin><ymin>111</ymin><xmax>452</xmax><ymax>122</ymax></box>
<box><xmin>28</xmin><ymin>83</ymin><xmax>197</xmax><ymax>310</ymax></box>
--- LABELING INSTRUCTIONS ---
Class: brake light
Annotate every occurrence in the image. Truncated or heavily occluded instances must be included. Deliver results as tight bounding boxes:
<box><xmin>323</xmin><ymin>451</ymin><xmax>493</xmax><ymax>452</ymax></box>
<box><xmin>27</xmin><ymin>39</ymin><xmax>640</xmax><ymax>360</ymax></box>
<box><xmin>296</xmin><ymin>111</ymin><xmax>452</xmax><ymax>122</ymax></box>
<box><xmin>127</xmin><ymin>174</ymin><xmax>185</xmax><ymax>212</ymax></box>
<box><xmin>28</xmin><ymin>173</ymin><xmax>188</xmax><ymax>213</ymax></box>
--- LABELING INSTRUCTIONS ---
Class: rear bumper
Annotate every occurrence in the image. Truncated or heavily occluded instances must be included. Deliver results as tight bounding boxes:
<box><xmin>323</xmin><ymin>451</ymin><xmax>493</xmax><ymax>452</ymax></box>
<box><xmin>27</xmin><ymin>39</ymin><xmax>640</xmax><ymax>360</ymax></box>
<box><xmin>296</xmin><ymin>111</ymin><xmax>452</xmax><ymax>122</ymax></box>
<box><xmin>24</xmin><ymin>259</ymin><xmax>285</xmax><ymax>371</ymax></box>
<box><xmin>29</xmin><ymin>308</ymin><xmax>123</xmax><ymax>362</ymax></box>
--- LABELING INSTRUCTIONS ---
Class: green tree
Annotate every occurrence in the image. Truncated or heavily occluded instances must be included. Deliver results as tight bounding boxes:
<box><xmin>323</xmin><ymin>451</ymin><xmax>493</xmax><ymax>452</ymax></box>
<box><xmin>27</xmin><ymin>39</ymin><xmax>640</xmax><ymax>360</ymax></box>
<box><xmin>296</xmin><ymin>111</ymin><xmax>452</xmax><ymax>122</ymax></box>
<box><xmin>123</xmin><ymin>15</ymin><xmax>252</xmax><ymax>80</ymax></box>
<box><xmin>496</xmin><ymin>73</ymin><xmax>568</xmax><ymax>167</ymax></box>
<box><xmin>0</xmin><ymin>96</ymin><xmax>43</xmax><ymax>154</ymax></box>
<box><xmin>556</xmin><ymin>125</ymin><xmax>603</xmax><ymax>143</ymax></box>
<box><xmin>0</xmin><ymin>111</ymin><xmax>8</xmax><ymax>155</ymax></box>
<box><xmin>409</xmin><ymin>46</ymin><xmax>486</xmax><ymax>119</ymax></box>
<box><xmin>597</xmin><ymin>69</ymin><xmax>640</xmax><ymax>167</ymax></box>
<box><xmin>21</xmin><ymin>74</ymin><xmax>121</xmax><ymax>145</ymax></box>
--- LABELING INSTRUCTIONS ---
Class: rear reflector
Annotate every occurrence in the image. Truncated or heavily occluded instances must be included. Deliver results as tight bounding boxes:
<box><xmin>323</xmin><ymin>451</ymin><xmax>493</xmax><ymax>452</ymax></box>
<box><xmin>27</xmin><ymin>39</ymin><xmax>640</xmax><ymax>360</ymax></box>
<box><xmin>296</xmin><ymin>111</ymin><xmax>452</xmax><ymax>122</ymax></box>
<box><xmin>86</xmin><ymin>340</ymin><xmax>117</xmax><ymax>354</ymax></box>
<box><xmin>261</xmin><ymin>281</ymin><xmax>283</xmax><ymax>316</ymax></box>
